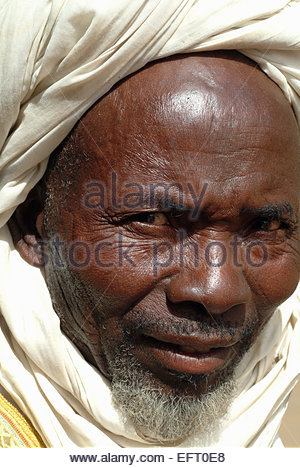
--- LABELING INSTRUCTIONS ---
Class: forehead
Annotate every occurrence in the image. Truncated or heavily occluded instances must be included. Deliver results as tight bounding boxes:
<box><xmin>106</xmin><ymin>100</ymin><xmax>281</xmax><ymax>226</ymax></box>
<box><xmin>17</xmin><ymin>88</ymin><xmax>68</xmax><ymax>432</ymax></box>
<box><xmin>66</xmin><ymin>53</ymin><xmax>300</xmax><ymax>208</ymax></box>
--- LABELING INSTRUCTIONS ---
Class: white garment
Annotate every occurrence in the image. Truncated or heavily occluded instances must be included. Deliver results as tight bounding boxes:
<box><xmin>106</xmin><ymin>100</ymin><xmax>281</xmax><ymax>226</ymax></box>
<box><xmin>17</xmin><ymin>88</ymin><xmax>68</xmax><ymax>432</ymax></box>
<box><xmin>0</xmin><ymin>0</ymin><xmax>300</xmax><ymax>447</ymax></box>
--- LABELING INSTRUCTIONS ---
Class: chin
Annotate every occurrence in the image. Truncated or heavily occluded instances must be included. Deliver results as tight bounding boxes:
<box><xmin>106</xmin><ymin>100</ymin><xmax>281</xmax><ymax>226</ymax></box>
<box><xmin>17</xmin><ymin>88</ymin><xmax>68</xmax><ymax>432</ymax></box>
<box><xmin>108</xmin><ymin>342</ymin><xmax>239</xmax><ymax>444</ymax></box>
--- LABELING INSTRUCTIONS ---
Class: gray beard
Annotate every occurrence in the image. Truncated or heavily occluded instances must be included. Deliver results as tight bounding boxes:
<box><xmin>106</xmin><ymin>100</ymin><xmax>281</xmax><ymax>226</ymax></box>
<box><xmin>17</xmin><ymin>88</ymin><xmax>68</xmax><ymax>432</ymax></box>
<box><xmin>110</xmin><ymin>346</ymin><xmax>237</xmax><ymax>445</ymax></box>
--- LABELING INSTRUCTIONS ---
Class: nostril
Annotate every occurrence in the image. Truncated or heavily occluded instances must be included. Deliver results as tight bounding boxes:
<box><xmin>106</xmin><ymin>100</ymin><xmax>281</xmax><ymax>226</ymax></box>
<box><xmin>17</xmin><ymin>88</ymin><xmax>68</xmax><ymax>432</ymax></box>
<box><xmin>166</xmin><ymin>299</ymin><xmax>247</xmax><ymax>329</ymax></box>
<box><xmin>219</xmin><ymin>304</ymin><xmax>247</xmax><ymax>328</ymax></box>
<box><xmin>166</xmin><ymin>299</ymin><xmax>209</xmax><ymax>320</ymax></box>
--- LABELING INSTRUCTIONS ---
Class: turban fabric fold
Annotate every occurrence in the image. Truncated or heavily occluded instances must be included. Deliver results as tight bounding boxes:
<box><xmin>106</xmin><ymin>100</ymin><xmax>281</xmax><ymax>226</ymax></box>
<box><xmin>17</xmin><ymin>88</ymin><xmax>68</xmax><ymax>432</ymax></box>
<box><xmin>0</xmin><ymin>0</ymin><xmax>300</xmax><ymax>447</ymax></box>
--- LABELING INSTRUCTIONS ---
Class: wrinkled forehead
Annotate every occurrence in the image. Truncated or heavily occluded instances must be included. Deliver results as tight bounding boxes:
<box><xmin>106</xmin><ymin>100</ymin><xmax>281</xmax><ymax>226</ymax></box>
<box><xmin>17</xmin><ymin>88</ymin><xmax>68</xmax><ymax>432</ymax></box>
<box><xmin>82</xmin><ymin>51</ymin><xmax>298</xmax><ymax>135</ymax></box>
<box><xmin>47</xmin><ymin>51</ymin><xmax>300</xmax><ymax>205</ymax></box>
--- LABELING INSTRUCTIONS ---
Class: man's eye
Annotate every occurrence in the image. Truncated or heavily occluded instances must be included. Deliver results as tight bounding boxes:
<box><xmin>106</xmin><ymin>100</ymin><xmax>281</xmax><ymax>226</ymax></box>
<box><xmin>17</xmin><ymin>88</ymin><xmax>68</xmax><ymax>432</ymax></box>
<box><xmin>256</xmin><ymin>219</ymin><xmax>282</xmax><ymax>231</ymax></box>
<box><xmin>127</xmin><ymin>212</ymin><xmax>169</xmax><ymax>226</ymax></box>
<box><xmin>250</xmin><ymin>218</ymin><xmax>293</xmax><ymax>236</ymax></box>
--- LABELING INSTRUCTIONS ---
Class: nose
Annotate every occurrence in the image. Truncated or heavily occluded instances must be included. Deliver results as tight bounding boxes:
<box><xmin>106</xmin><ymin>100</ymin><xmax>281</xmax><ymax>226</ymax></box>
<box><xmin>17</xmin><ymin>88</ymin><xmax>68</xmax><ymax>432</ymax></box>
<box><xmin>166</xmin><ymin>248</ymin><xmax>251</xmax><ymax>316</ymax></box>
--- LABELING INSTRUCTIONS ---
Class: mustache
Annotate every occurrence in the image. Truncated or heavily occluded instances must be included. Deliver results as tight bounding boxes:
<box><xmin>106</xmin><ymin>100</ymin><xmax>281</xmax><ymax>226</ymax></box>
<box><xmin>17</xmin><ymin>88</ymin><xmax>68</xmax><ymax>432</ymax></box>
<box><xmin>123</xmin><ymin>309</ymin><xmax>259</xmax><ymax>342</ymax></box>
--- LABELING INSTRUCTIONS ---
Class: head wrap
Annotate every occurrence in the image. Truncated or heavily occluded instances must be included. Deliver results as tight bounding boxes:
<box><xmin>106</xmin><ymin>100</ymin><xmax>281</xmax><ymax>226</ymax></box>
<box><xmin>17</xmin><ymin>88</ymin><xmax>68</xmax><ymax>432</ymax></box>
<box><xmin>0</xmin><ymin>0</ymin><xmax>300</xmax><ymax>447</ymax></box>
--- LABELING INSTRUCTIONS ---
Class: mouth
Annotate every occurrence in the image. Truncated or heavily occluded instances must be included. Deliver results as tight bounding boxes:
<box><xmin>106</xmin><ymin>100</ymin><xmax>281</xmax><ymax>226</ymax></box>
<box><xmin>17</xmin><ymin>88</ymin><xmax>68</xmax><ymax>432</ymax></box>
<box><xmin>142</xmin><ymin>334</ymin><xmax>238</xmax><ymax>374</ymax></box>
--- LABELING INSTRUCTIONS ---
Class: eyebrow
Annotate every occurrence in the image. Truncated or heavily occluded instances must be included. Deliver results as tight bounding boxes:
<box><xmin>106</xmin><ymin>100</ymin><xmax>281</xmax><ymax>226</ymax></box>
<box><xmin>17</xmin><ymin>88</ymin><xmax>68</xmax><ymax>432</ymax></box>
<box><xmin>240</xmin><ymin>202</ymin><xmax>295</xmax><ymax>218</ymax></box>
<box><xmin>134</xmin><ymin>194</ymin><xmax>296</xmax><ymax>223</ymax></box>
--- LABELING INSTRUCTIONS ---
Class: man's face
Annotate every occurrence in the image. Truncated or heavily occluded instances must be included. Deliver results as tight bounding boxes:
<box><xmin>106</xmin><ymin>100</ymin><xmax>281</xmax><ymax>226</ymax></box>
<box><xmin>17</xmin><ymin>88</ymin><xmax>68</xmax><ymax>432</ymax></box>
<box><xmin>40</xmin><ymin>54</ymin><xmax>300</xmax><ymax>442</ymax></box>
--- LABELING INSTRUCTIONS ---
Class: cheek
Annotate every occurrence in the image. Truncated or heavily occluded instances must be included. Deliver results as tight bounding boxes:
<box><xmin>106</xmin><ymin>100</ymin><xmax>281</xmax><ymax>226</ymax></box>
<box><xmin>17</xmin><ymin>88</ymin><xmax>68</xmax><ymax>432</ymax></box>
<box><xmin>243</xmin><ymin>241</ymin><xmax>300</xmax><ymax>311</ymax></box>
<box><xmin>68</xmin><ymin>232</ymin><xmax>177</xmax><ymax>304</ymax></box>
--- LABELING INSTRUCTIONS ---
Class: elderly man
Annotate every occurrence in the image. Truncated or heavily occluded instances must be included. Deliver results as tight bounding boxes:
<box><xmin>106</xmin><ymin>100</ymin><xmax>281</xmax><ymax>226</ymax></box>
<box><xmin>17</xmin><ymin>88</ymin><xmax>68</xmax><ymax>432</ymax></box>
<box><xmin>0</xmin><ymin>1</ymin><xmax>300</xmax><ymax>448</ymax></box>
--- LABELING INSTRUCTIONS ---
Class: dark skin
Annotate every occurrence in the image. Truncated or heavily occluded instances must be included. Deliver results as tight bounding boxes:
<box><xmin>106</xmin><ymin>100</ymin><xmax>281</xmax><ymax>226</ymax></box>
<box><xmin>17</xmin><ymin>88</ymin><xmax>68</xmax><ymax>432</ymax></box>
<box><xmin>10</xmin><ymin>52</ymin><xmax>300</xmax><ymax>400</ymax></box>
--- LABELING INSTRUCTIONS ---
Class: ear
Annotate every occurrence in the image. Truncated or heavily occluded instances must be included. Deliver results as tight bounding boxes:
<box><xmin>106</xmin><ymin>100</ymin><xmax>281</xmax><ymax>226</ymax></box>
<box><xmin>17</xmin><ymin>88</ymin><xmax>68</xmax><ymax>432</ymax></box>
<box><xmin>8</xmin><ymin>184</ymin><xmax>47</xmax><ymax>268</ymax></box>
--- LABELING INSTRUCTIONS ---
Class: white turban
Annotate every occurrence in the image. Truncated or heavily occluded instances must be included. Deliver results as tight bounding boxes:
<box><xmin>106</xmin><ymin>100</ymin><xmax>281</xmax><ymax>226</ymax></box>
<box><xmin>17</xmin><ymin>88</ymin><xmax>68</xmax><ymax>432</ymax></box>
<box><xmin>0</xmin><ymin>0</ymin><xmax>299</xmax><ymax>447</ymax></box>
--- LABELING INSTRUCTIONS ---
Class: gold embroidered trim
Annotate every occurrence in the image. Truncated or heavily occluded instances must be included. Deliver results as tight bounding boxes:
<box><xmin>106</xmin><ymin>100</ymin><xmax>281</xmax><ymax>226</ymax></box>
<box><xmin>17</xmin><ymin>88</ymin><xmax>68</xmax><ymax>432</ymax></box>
<box><xmin>0</xmin><ymin>392</ymin><xmax>45</xmax><ymax>447</ymax></box>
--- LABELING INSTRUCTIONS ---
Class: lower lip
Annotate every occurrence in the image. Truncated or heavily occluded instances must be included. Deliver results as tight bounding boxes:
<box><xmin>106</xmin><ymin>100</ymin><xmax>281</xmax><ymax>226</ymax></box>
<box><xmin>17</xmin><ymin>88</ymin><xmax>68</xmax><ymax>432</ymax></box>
<box><xmin>146</xmin><ymin>341</ymin><xmax>232</xmax><ymax>374</ymax></box>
